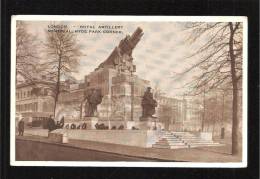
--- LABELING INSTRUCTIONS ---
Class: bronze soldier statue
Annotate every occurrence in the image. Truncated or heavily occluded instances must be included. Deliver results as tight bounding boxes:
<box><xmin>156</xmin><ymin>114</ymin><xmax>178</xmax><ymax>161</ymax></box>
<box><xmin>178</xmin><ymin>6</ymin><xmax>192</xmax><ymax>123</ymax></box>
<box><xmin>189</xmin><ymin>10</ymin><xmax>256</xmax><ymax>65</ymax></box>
<box><xmin>85</xmin><ymin>89</ymin><xmax>103</xmax><ymax>117</ymax></box>
<box><xmin>141</xmin><ymin>87</ymin><xmax>157</xmax><ymax>119</ymax></box>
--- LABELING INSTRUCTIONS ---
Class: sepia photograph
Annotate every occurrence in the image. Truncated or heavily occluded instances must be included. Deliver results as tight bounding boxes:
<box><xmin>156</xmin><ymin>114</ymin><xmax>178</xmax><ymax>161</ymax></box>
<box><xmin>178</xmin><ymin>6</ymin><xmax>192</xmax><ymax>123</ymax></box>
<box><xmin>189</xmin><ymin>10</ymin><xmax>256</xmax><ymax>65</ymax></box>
<box><xmin>10</xmin><ymin>16</ymin><xmax>247</xmax><ymax>167</ymax></box>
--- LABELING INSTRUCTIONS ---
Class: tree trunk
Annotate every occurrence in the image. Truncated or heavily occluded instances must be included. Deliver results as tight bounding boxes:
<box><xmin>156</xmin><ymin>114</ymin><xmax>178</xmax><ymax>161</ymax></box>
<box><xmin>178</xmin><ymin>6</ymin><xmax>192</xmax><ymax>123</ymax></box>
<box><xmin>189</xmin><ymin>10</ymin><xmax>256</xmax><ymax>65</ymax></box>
<box><xmin>229</xmin><ymin>22</ymin><xmax>239</xmax><ymax>155</ymax></box>
<box><xmin>53</xmin><ymin>55</ymin><xmax>62</xmax><ymax>117</ymax></box>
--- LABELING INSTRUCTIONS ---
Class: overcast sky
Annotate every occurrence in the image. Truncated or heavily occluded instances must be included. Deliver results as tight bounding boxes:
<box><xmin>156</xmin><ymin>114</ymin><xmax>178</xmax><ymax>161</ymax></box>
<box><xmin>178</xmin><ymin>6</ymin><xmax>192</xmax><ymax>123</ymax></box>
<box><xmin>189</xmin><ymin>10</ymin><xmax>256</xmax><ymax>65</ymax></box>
<box><xmin>24</xmin><ymin>21</ymin><xmax>203</xmax><ymax>97</ymax></box>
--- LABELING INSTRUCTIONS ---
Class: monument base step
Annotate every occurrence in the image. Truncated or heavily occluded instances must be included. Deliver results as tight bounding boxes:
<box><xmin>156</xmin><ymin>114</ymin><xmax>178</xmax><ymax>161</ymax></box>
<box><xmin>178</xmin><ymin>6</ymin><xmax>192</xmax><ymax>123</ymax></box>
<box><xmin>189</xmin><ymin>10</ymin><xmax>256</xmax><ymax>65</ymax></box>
<box><xmin>152</xmin><ymin>131</ymin><xmax>224</xmax><ymax>149</ymax></box>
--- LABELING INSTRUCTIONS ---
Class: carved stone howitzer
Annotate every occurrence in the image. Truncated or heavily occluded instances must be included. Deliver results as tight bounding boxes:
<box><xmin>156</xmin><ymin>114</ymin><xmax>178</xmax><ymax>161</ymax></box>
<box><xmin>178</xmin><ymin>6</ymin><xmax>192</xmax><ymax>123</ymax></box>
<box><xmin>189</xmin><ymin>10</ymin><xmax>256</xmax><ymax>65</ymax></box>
<box><xmin>97</xmin><ymin>27</ymin><xmax>144</xmax><ymax>73</ymax></box>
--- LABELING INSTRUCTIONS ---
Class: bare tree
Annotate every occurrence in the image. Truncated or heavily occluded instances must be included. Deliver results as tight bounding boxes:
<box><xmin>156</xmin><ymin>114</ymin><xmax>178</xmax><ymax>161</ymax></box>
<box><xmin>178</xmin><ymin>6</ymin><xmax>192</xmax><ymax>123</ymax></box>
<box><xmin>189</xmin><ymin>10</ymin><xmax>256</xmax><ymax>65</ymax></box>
<box><xmin>177</xmin><ymin>22</ymin><xmax>243</xmax><ymax>155</ymax></box>
<box><xmin>43</xmin><ymin>25</ymin><xmax>83</xmax><ymax>117</ymax></box>
<box><xmin>16</xmin><ymin>21</ymin><xmax>40</xmax><ymax>83</ymax></box>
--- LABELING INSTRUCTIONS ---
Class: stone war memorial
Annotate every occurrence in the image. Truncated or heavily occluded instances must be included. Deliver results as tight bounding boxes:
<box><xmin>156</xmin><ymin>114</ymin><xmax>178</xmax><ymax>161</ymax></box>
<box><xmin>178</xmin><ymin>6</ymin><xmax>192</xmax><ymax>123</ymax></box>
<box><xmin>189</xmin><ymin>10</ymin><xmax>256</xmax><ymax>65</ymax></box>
<box><xmin>51</xmin><ymin>27</ymin><xmax>165</xmax><ymax>147</ymax></box>
<box><xmin>48</xmin><ymin>27</ymin><xmax>222</xmax><ymax>149</ymax></box>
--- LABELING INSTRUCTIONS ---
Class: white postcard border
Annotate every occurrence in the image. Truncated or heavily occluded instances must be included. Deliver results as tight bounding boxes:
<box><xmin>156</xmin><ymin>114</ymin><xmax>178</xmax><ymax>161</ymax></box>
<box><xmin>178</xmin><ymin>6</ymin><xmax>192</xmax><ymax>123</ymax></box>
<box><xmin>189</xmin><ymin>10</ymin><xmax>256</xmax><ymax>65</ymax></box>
<box><xmin>10</xmin><ymin>15</ymin><xmax>248</xmax><ymax>168</ymax></box>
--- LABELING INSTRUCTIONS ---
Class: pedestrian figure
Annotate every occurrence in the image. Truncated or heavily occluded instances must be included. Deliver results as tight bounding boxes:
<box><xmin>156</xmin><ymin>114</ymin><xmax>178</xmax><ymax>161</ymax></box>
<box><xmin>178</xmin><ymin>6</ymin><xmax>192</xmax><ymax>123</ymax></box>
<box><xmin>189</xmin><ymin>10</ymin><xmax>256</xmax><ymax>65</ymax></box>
<box><xmin>18</xmin><ymin>118</ymin><xmax>25</xmax><ymax>136</ymax></box>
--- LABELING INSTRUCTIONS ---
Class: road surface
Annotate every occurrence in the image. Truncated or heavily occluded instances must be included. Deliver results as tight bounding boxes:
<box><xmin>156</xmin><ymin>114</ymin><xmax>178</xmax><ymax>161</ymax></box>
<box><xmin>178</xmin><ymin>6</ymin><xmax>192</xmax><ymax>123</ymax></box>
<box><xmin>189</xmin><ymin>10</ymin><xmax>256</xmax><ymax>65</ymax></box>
<box><xmin>16</xmin><ymin>139</ymin><xmax>158</xmax><ymax>161</ymax></box>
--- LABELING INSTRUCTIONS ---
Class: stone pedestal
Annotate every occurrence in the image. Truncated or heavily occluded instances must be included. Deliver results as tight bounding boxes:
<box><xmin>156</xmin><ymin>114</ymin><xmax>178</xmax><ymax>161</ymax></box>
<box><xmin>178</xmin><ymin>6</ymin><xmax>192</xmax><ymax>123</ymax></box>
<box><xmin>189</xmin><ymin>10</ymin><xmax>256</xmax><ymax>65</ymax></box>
<box><xmin>48</xmin><ymin>129</ymin><xmax>69</xmax><ymax>143</ymax></box>
<box><xmin>139</xmin><ymin>116</ymin><xmax>159</xmax><ymax>122</ymax></box>
<box><xmin>138</xmin><ymin>121</ymin><xmax>157</xmax><ymax>130</ymax></box>
<box><xmin>126</xmin><ymin>121</ymin><xmax>136</xmax><ymax>129</ymax></box>
<box><xmin>126</xmin><ymin>118</ymin><xmax>164</xmax><ymax>130</ymax></box>
<box><xmin>83</xmin><ymin>117</ymin><xmax>99</xmax><ymax>129</ymax></box>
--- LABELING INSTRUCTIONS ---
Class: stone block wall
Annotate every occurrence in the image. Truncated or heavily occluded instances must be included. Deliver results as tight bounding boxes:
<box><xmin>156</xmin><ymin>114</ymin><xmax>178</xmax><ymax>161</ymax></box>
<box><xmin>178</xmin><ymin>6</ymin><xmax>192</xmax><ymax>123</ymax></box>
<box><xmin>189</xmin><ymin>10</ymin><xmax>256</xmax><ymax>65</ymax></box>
<box><xmin>67</xmin><ymin>130</ymin><xmax>162</xmax><ymax>148</ymax></box>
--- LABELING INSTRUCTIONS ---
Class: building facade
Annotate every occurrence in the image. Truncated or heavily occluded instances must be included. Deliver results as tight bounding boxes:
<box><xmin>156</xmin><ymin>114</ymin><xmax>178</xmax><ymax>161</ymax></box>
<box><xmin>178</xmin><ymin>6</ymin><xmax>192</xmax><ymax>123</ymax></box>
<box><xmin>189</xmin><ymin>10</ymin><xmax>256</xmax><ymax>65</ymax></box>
<box><xmin>16</xmin><ymin>80</ymin><xmax>55</xmax><ymax>127</ymax></box>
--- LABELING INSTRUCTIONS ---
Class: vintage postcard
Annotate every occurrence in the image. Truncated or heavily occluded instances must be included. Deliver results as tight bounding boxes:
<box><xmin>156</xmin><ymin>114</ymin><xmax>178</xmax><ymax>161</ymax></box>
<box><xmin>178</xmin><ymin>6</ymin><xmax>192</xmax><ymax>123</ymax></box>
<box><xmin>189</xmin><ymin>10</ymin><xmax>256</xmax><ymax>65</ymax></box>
<box><xmin>11</xmin><ymin>15</ymin><xmax>247</xmax><ymax>167</ymax></box>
